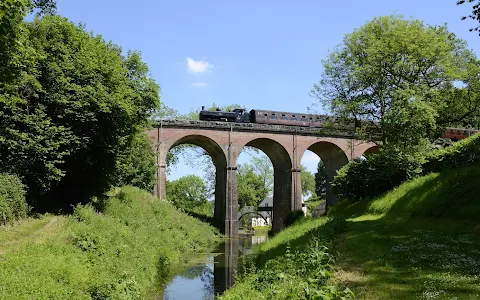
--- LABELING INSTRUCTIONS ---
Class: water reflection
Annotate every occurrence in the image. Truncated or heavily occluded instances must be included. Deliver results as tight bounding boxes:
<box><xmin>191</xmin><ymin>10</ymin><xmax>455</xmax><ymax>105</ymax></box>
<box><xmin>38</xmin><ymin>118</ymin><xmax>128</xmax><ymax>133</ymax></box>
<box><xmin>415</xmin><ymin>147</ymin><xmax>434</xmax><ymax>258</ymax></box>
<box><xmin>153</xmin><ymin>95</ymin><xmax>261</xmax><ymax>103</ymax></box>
<box><xmin>162</xmin><ymin>233</ymin><xmax>268</xmax><ymax>300</ymax></box>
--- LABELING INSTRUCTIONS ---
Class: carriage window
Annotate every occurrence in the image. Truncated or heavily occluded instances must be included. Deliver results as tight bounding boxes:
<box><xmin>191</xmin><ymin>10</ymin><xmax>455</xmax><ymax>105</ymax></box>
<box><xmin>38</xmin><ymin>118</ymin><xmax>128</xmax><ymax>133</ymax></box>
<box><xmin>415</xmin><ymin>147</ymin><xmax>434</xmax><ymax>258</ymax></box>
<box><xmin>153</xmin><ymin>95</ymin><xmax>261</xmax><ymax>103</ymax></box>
<box><xmin>309</xmin><ymin>117</ymin><xmax>313</xmax><ymax>120</ymax></box>
<box><xmin>264</xmin><ymin>113</ymin><xmax>268</xmax><ymax>116</ymax></box>
<box><xmin>450</xmin><ymin>130</ymin><xmax>454</xmax><ymax>134</ymax></box>
<box><xmin>292</xmin><ymin>115</ymin><xmax>296</xmax><ymax>117</ymax></box>
<box><xmin>270</xmin><ymin>113</ymin><xmax>276</xmax><ymax>120</ymax></box>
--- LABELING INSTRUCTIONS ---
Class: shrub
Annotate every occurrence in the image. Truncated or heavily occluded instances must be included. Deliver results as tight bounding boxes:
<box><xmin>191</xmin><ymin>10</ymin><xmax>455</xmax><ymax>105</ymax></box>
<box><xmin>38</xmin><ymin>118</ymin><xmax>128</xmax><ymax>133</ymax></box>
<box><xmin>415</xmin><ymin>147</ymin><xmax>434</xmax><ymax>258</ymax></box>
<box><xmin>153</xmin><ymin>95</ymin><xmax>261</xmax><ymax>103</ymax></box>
<box><xmin>332</xmin><ymin>149</ymin><xmax>424</xmax><ymax>202</ymax></box>
<box><xmin>332</xmin><ymin>133</ymin><xmax>480</xmax><ymax>203</ymax></box>
<box><xmin>0</xmin><ymin>173</ymin><xmax>28</xmax><ymax>224</ymax></box>
<box><xmin>285</xmin><ymin>210</ymin><xmax>305</xmax><ymax>227</ymax></box>
<box><xmin>423</xmin><ymin>132</ymin><xmax>480</xmax><ymax>173</ymax></box>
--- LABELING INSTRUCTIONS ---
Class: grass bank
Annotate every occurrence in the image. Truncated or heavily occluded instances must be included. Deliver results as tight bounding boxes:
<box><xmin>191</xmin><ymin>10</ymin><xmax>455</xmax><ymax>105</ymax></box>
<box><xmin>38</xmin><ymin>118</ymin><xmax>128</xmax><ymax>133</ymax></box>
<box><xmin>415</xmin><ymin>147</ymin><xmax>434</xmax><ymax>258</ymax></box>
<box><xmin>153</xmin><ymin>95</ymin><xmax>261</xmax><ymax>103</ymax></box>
<box><xmin>220</xmin><ymin>216</ymin><xmax>355</xmax><ymax>299</ymax></box>
<box><xmin>0</xmin><ymin>186</ymin><xmax>221</xmax><ymax>299</ymax></box>
<box><xmin>330</xmin><ymin>162</ymin><xmax>480</xmax><ymax>299</ymax></box>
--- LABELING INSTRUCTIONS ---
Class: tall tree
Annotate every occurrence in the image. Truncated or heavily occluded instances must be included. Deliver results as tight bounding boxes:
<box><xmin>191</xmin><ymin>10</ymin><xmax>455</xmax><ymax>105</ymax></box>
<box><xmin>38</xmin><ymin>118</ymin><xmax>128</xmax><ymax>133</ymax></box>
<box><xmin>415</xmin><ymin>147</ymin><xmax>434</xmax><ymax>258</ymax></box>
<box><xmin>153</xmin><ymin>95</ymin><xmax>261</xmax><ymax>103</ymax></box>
<box><xmin>249</xmin><ymin>155</ymin><xmax>273</xmax><ymax>195</ymax></box>
<box><xmin>300</xmin><ymin>165</ymin><xmax>316</xmax><ymax>198</ymax></box>
<box><xmin>166</xmin><ymin>175</ymin><xmax>209</xmax><ymax>210</ymax></box>
<box><xmin>237</xmin><ymin>164</ymin><xmax>269</xmax><ymax>208</ymax></box>
<box><xmin>1</xmin><ymin>15</ymin><xmax>160</xmax><ymax>211</ymax></box>
<box><xmin>311</xmin><ymin>14</ymin><xmax>479</xmax><ymax>154</ymax></box>
<box><xmin>314</xmin><ymin>160</ymin><xmax>327</xmax><ymax>197</ymax></box>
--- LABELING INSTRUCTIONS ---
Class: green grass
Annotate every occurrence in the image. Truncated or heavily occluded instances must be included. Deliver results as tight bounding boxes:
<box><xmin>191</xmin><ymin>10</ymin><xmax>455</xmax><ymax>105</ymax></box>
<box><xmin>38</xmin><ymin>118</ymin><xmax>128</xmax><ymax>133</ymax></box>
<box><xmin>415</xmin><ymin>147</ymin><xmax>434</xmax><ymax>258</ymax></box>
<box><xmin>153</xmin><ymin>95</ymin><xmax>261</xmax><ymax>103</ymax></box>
<box><xmin>0</xmin><ymin>186</ymin><xmax>220</xmax><ymax>299</ymax></box>
<box><xmin>253</xmin><ymin>225</ymin><xmax>271</xmax><ymax>235</ymax></box>
<box><xmin>305</xmin><ymin>199</ymin><xmax>326</xmax><ymax>216</ymax></box>
<box><xmin>329</xmin><ymin>163</ymin><xmax>480</xmax><ymax>299</ymax></box>
<box><xmin>220</xmin><ymin>217</ymin><xmax>355</xmax><ymax>299</ymax></box>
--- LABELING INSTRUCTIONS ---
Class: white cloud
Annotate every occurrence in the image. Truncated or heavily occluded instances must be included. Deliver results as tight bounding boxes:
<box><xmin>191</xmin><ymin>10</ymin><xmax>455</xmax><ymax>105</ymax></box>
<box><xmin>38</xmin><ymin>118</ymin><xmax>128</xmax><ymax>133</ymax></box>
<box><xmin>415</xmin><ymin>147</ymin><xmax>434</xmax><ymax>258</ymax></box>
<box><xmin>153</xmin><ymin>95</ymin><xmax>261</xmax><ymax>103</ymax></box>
<box><xmin>186</xmin><ymin>57</ymin><xmax>214</xmax><ymax>73</ymax></box>
<box><xmin>191</xmin><ymin>82</ymin><xmax>207</xmax><ymax>87</ymax></box>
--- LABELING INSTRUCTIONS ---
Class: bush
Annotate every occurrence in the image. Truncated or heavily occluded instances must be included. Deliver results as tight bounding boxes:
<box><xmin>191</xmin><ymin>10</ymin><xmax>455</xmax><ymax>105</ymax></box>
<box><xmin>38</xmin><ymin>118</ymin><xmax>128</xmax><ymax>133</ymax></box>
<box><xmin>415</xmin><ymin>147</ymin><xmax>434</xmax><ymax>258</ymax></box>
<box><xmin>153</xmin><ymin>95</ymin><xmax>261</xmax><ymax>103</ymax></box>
<box><xmin>332</xmin><ymin>133</ymin><xmax>480</xmax><ymax>203</ymax></box>
<box><xmin>332</xmin><ymin>149</ymin><xmax>424</xmax><ymax>202</ymax></box>
<box><xmin>0</xmin><ymin>173</ymin><xmax>28</xmax><ymax>224</ymax></box>
<box><xmin>285</xmin><ymin>210</ymin><xmax>305</xmax><ymax>227</ymax></box>
<box><xmin>113</xmin><ymin>133</ymin><xmax>156</xmax><ymax>191</ymax></box>
<box><xmin>423</xmin><ymin>132</ymin><xmax>480</xmax><ymax>173</ymax></box>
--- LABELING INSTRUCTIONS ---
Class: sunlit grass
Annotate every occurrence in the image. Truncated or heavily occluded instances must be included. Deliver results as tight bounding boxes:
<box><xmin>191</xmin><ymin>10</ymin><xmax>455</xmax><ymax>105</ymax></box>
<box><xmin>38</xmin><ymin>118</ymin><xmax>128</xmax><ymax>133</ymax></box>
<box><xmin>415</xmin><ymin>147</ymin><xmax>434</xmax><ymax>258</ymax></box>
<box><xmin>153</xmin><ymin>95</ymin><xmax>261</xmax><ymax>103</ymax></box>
<box><xmin>0</xmin><ymin>186</ymin><xmax>220</xmax><ymax>299</ymax></box>
<box><xmin>331</xmin><ymin>163</ymin><xmax>480</xmax><ymax>299</ymax></box>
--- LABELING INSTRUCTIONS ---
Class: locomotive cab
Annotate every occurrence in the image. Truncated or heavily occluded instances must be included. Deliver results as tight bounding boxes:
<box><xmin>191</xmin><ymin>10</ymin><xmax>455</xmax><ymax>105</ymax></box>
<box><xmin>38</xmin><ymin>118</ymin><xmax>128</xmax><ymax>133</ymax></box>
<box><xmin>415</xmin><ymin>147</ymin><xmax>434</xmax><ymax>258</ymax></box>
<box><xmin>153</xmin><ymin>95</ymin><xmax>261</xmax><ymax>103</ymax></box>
<box><xmin>198</xmin><ymin>106</ymin><xmax>251</xmax><ymax>123</ymax></box>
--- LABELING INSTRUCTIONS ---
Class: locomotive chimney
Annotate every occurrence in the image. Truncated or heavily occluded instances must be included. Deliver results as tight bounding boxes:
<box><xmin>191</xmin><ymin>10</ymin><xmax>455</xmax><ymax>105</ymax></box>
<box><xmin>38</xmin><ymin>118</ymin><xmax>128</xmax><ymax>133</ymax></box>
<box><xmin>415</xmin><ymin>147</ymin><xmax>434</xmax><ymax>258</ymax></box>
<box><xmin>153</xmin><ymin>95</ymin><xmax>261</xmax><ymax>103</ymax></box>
<box><xmin>201</xmin><ymin>106</ymin><xmax>205</xmax><ymax>111</ymax></box>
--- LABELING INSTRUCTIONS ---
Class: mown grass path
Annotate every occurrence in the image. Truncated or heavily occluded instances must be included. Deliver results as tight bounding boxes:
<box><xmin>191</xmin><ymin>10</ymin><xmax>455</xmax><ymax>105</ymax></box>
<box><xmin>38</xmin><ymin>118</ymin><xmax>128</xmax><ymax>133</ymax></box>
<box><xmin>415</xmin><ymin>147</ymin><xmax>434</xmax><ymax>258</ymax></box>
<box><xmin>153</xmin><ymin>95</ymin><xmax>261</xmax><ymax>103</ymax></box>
<box><xmin>330</xmin><ymin>163</ymin><xmax>480</xmax><ymax>299</ymax></box>
<box><xmin>0</xmin><ymin>216</ymin><xmax>65</xmax><ymax>255</ymax></box>
<box><xmin>332</xmin><ymin>217</ymin><xmax>480</xmax><ymax>299</ymax></box>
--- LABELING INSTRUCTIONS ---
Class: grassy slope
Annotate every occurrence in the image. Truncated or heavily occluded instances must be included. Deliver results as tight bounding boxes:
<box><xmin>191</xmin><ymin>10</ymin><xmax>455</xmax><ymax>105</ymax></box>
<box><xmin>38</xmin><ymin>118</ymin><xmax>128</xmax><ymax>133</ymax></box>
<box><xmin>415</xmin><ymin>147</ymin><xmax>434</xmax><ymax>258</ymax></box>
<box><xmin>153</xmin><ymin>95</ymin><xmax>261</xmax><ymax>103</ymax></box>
<box><xmin>0</xmin><ymin>186</ymin><xmax>220</xmax><ymax>299</ymax></box>
<box><xmin>220</xmin><ymin>217</ymin><xmax>355</xmax><ymax>299</ymax></box>
<box><xmin>330</xmin><ymin>163</ymin><xmax>480</xmax><ymax>299</ymax></box>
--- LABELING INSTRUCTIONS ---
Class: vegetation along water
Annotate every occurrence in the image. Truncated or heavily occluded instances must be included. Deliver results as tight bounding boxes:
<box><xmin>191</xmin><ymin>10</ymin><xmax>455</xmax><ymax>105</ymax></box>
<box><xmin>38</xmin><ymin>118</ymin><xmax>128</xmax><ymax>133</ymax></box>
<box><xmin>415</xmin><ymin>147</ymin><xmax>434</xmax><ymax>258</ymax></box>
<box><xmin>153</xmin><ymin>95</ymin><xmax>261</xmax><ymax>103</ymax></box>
<box><xmin>2</xmin><ymin>1</ymin><xmax>480</xmax><ymax>299</ymax></box>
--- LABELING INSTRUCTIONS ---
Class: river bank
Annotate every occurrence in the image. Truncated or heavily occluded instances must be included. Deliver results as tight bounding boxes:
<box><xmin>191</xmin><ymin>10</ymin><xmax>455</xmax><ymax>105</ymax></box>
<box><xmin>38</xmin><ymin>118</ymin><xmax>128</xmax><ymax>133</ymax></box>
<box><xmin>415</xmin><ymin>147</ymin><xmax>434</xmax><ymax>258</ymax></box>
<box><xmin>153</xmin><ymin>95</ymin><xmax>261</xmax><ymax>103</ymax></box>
<box><xmin>161</xmin><ymin>232</ymin><xmax>269</xmax><ymax>299</ymax></box>
<box><xmin>0</xmin><ymin>186</ymin><xmax>220</xmax><ymax>299</ymax></box>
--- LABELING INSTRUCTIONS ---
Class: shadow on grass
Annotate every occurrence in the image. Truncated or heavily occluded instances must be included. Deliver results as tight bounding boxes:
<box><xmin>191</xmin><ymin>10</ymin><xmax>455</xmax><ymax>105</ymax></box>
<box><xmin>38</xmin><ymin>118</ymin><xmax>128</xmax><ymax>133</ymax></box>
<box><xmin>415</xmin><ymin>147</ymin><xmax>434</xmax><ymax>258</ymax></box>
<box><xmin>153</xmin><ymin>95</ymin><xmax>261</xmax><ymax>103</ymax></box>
<box><xmin>331</xmin><ymin>163</ymin><xmax>480</xmax><ymax>299</ymax></box>
<box><xmin>182</xmin><ymin>209</ymin><xmax>224</xmax><ymax>231</ymax></box>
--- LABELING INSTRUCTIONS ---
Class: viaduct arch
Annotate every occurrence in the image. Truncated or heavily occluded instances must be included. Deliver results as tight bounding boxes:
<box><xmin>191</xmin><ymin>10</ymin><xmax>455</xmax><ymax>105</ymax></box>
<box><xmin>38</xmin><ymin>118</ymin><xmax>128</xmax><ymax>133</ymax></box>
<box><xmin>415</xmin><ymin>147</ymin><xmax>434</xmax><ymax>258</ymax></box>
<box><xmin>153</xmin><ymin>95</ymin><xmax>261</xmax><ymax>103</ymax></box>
<box><xmin>146</xmin><ymin>120</ymin><xmax>377</xmax><ymax>236</ymax></box>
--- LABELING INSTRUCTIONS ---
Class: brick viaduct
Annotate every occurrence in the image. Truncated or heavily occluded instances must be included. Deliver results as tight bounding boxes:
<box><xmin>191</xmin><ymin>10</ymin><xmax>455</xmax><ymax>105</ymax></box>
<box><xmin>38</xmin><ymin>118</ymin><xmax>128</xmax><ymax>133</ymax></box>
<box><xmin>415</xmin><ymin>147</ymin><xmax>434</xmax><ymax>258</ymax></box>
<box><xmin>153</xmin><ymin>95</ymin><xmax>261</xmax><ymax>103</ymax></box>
<box><xmin>146</xmin><ymin>120</ymin><xmax>378</xmax><ymax>237</ymax></box>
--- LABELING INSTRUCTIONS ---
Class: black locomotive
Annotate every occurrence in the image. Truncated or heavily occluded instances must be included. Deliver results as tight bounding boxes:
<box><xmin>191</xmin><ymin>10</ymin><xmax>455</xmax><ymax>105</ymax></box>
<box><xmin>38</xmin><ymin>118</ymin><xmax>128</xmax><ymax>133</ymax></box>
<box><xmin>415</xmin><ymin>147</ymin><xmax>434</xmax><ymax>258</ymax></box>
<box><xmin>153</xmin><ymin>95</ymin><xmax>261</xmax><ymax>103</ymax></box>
<box><xmin>199</xmin><ymin>106</ymin><xmax>334</xmax><ymax>127</ymax></box>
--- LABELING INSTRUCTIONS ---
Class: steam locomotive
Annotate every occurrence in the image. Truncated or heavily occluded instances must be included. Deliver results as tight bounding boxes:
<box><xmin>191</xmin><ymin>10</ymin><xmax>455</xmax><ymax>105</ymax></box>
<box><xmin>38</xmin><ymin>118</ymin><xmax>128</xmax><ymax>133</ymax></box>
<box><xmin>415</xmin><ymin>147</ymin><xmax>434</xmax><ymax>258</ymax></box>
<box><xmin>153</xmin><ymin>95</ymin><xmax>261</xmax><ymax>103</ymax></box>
<box><xmin>198</xmin><ymin>106</ymin><xmax>480</xmax><ymax>141</ymax></box>
<box><xmin>199</xmin><ymin>106</ymin><xmax>335</xmax><ymax>127</ymax></box>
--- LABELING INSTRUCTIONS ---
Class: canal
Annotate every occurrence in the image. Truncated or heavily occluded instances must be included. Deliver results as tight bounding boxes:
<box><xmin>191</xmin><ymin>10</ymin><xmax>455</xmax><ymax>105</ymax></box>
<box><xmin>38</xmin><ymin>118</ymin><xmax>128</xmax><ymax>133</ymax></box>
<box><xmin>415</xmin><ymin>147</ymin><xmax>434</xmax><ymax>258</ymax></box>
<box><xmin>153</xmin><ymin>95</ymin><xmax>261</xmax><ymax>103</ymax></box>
<box><xmin>161</xmin><ymin>232</ymin><xmax>268</xmax><ymax>299</ymax></box>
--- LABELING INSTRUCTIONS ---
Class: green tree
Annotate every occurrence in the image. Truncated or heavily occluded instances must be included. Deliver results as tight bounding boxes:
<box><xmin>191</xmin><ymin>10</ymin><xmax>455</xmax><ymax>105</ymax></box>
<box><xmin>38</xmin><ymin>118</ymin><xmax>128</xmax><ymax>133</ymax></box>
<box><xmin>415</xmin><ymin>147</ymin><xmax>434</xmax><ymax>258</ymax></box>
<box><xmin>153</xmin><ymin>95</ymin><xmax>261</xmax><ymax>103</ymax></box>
<box><xmin>113</xmin><ymin>133</ymin><xmax>156</xmax><ymax>191</ymax></box>
<box><xmin>166</xmin><ymin>175</ymin><xmax>209</xmax><ymax>210</ymax></box>
<box><xmin>237</xmin><ymin>164</ymin><xmax>269</xmax><ymax>208</ymax></box>
<box><xmin>0</xmin><ymin>15</ymin><xmax>160</xmax><ymax>211</ymax></box>
<box><xmin>457</xmin><ymin>0</ymin><xmax>480</xmax><ymax>34</ymax></box>
<box><xmin>300</xmin><ymin>165</ymin><xmax>315</xmax><ymax>198</ymax></box>
<box><xmin>311</xmin><ymin>14</ymin><xmax>479</xmax><ymax>154</ymax></box>
<box><xmin>314</xmin><ymin>160</ymin><xmax>327</xmax><ymax>197</ymax></box>
<box><xmin>250</xmin><ymin>155</ymin><xmax>273</xmax><ymax>195</ymax></box>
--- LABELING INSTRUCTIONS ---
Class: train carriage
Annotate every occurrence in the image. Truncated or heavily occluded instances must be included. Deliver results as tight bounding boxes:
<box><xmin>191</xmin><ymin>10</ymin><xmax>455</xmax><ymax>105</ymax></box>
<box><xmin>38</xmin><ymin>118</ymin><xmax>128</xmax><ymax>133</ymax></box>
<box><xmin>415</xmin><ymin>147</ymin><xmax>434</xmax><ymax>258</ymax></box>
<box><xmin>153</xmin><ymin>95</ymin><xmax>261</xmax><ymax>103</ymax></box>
<box><xmin>250</xmin><ymin>109</ymin><xmax>331</xmax><ymax>127</ymax></box>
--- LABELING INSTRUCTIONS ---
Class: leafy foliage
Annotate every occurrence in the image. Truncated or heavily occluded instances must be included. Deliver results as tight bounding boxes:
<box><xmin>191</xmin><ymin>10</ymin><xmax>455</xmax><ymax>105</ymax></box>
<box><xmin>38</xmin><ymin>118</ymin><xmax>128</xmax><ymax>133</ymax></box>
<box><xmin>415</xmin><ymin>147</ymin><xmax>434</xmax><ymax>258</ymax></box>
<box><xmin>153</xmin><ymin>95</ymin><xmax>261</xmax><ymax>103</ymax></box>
<box><xmin>314</xmin><ymin>160</ymin><xmax>327</xmax><ymax>197</ymax></box>
<box><xmin>166</xmin><ymin>175</ymin><xmax>209</xmax><ymax>210</ymax></box>
<box><xmin>0</xmin><ymin>174</ymin><xmax>28</xmax><ymax>224</ymax></box>
<box><xmin>0</xmin><ymin>186</ymin><xmax>219</xmax><ymax>299</ymax></box>
<box><xmin>237</xmin><ymin>164</ymin><xmax>269</xmax><ymax>208</ymax></box>
<box><xmin>0</xmin><ymin>15</ymin><xmax>160</xmax><ymax>211</ymax></box>
<box><xmin>423</xmin><ymin>132</ymin><xmax>480</xmax><ymax>173</ymax></box>
<box><xmin>332</xmin><ymin>149</ymin><xmax>425</xmax><ymax>202</ymax></box>
<box><xmin>457</xmin><ymin>0</ymin><xmax>480</xmax><ymax>34</ymax></box>
<box><xmin>113</xmin><ymin>133</ymin><xmax>156</xmax><ymax>191</ymax></box>
<box><xmin>311</xmin><ymin>14</ymin><xmax>479</xmax><ymax>153</ymax></box>
<box><xmin>300</xmin><ymin>165</ymin><xmax>315</xmax><ymax>197</ymax></box>
<box><xmin>220</xmin><ymin>218</ymin><xmax>354</xmax><ymax>300</ymax></box>
<box><xmin>332</xmin><ymin>132</ymin><xmax>480</xmax><ymax>203</ymax></box>
<box><xmin>285</xmin><ymin>210</ymin><xmax>305</xmax><ymax>227</ymax></box>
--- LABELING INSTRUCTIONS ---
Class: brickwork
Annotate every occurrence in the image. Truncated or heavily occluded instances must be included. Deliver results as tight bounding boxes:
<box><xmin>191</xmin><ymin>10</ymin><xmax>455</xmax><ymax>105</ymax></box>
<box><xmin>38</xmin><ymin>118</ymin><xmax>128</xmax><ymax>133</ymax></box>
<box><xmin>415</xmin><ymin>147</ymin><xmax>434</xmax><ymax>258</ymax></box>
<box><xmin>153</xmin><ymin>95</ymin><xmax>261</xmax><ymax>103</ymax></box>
<box><xmin>145</xmin><ymin>121</ymin><xmax>377</xmax><ymax>236</ymax></box>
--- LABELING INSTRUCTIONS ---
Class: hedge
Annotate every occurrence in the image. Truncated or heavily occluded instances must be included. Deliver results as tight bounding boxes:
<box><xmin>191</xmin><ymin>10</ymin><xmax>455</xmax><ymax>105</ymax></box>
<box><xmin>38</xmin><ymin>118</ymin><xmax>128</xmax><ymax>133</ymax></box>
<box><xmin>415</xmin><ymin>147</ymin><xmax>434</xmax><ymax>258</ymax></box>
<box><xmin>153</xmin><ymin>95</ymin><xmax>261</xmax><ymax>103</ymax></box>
<box><xmin>0</xmin><ymin>174</ymin><xmax>28</xmax><ymax>224</ymax></box>
<box><xmin>331</xmin><ymin>132</ymin><xmax>480</xmax><ymax>202</ymax></box>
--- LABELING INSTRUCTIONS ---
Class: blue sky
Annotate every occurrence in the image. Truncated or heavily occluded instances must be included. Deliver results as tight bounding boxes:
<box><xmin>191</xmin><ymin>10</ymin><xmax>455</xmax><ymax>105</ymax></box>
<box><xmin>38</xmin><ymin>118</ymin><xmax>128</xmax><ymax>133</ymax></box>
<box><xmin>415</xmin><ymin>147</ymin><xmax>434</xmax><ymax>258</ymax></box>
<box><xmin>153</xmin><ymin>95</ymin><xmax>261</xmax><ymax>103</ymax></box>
<box><xmin>56</xmin><ymin>0</ymin><xmax>480</xmax><ymax>182</ymax></box>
